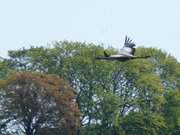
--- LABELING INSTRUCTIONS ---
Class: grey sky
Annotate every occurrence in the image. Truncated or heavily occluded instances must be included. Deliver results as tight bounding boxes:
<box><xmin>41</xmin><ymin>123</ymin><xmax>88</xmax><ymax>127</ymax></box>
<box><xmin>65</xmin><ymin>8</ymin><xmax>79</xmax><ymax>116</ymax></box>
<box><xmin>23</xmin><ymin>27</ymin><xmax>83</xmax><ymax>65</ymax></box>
<box><xmin>0</xmin><ymin>0</ymin><xmax>180</xmax><ymax>61</ymax></box>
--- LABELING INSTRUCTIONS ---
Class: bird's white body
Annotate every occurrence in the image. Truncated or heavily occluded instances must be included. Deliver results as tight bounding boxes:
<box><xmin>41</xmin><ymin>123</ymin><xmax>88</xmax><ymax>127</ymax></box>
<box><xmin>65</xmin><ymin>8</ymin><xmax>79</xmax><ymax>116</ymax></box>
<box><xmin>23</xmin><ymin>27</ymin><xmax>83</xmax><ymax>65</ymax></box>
<box><xmin>119</xmin><ymin>47</ymin><xmax>132</xmax><ymax>54</ymax></box>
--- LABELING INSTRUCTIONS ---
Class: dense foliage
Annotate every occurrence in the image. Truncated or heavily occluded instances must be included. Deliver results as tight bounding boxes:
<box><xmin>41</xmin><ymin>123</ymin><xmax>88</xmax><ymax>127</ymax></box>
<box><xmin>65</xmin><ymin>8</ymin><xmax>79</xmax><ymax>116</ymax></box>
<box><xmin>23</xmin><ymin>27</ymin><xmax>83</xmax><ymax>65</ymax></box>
<box><xmin>0</xmin><ymin>41</ymin><xmax>179</xmax><ymax>135</ymax></box>
<box><xmin>0</xmin><ymin>72</ymin><xmax>80</xmax><ymax>135</ymax></box>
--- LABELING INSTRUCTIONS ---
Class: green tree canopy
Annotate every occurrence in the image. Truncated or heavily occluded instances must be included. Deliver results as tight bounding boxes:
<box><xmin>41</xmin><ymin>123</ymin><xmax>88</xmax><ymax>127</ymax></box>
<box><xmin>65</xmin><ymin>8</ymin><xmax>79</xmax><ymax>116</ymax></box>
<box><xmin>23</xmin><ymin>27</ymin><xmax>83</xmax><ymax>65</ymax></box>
<box><xmin>1</xmin><ymin>41</ymin><xmax>179</xmax><ymax>135</ymax></box>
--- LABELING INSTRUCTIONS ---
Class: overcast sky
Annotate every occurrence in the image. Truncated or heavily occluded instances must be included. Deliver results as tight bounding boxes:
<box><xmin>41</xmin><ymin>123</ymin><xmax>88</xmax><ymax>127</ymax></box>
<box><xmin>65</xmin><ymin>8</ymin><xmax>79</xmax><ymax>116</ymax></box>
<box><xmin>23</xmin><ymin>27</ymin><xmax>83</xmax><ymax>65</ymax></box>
<box><xmin>0</xmin><ymin>0</ymin><xmax>180</xmax><ymax>61</ymax></box>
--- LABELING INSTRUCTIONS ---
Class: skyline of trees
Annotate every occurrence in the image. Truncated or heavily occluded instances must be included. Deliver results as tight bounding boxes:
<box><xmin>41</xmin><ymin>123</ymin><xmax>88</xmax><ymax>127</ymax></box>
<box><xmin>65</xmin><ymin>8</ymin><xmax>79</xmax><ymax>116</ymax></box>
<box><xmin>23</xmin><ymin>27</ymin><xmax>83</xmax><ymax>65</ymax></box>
<box><xmin>0</xmin><ymin>41</ymin><xmax>179</xmax><ymax>135</ymax></box>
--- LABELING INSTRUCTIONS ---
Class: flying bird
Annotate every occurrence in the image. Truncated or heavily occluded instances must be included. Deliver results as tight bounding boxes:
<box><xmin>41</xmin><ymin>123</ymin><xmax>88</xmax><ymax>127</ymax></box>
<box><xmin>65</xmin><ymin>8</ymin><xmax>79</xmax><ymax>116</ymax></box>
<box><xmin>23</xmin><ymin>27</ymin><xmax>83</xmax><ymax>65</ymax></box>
<box><xmin>96</xmin><ymin>36</ymin><xmax>150</xmax><ymax>61</ymax></box>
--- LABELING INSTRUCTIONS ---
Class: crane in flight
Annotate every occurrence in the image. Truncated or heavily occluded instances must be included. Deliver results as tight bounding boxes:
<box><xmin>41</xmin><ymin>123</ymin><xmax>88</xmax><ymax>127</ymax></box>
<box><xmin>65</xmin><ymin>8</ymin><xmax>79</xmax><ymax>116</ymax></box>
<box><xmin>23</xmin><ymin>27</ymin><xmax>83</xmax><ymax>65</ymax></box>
<box><xmin>96</xmin><ymin>36</ymin><xmax>150</xmax><ymax>61</ymax></box>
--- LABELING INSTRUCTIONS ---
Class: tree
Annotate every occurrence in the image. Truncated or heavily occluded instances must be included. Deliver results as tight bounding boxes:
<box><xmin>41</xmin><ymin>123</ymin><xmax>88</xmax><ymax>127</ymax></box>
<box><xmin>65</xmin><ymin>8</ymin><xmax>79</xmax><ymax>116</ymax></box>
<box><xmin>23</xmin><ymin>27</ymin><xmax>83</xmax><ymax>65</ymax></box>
<box><xmin>122</xmin><ymin>112</ymin><xmax>166</xmax><ymax>135</ymax></box>
<box><xmin>7</xmin><ymin>43</ymin><xmax>118</xmax><ymax>128</ymax></box>
<box><xmin>0</xmin><ymin>59</ymin><xmax>13</xmax><ymax>79</ymax></box>
<box><xmin>0</xmin><ymin>72</ymin><xmax>80</xmax><ymax>135</ymax></box>
<box><xmin>162</xmin><ymin>90</ymin><xmax>180</xmax><ymax>135</ymax></box>
<box><xmin>5</xmin><ymin>41</ymin><xmax>180</xmax><ymax>135</ymax></box>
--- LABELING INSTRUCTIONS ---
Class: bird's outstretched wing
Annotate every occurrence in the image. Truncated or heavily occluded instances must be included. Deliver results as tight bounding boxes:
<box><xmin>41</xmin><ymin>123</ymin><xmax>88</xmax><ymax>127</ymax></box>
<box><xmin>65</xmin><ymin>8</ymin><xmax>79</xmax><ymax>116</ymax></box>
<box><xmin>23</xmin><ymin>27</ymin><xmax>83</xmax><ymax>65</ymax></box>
<box><xmin>124</xmin><ymin>36</ymin><xmax>136</xmax><ymax>48</ymax></box>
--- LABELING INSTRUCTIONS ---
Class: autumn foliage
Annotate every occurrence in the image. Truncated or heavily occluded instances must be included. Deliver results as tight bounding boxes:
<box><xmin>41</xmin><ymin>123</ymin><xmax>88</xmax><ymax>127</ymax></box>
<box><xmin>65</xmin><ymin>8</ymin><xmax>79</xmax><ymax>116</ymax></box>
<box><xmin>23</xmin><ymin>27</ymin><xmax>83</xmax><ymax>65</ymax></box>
<box><xmin>0</xmin><ymin>72</ymin><xmax>80</xmax><ymax>135</ymax></box>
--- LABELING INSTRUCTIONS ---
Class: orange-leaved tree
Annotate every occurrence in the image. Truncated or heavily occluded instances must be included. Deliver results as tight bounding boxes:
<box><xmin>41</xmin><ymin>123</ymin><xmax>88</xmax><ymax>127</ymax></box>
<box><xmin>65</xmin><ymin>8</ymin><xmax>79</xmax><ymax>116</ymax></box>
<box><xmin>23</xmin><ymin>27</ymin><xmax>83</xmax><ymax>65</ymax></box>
<box><xmin>0</xmin><ymin>72</ymin><xmax>80</xmax><ymax>135</ymax></box>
